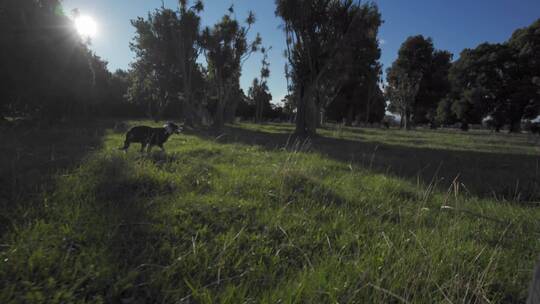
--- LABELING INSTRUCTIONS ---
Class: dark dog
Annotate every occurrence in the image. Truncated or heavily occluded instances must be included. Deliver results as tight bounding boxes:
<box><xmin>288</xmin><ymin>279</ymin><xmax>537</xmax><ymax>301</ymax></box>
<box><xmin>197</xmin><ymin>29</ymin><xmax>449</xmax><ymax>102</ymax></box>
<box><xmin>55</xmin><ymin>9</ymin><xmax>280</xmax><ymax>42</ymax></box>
<box><xmin>120</xmin><ymin>122</ymin><xmax>182</xmax><ymax>153</ymax></box>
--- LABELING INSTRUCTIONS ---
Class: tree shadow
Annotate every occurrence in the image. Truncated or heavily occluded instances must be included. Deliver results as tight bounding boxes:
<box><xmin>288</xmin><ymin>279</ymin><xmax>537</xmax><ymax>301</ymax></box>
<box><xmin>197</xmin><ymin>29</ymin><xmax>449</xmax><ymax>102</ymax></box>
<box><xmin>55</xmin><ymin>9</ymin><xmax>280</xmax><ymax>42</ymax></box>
<box><xmin>203</xmin><ymin>125</ymin><xmax>540</xmax><ymax>202</ymax></box>
<box><xmin>0</xmin><ymin>120</ymin><xmax>111</xmax><ymax>235</ymax></box>
<box><xmin>85</xmin><ymin>155</ymin><xmax>172</xmax><ymax>301</ymax></box>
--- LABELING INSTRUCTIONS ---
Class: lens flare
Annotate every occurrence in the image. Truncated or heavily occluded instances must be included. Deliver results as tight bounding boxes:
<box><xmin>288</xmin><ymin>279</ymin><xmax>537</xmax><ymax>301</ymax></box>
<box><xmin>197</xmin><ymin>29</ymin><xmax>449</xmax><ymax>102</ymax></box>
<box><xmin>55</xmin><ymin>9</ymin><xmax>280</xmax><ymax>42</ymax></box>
<box><xmin>75</xmin><ymin>16</ymin><xmax>97</xmax><ymax>38</ymax></box>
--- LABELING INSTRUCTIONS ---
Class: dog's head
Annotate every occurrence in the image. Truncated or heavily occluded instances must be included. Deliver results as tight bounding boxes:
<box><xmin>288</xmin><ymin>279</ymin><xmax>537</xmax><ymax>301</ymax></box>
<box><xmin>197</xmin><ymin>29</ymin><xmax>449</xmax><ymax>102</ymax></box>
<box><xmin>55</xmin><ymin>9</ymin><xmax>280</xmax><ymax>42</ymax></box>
<box><xmin>164</xmin><ymin>122</ymin><xmax>183</xmax><ymax>134</ymax></box>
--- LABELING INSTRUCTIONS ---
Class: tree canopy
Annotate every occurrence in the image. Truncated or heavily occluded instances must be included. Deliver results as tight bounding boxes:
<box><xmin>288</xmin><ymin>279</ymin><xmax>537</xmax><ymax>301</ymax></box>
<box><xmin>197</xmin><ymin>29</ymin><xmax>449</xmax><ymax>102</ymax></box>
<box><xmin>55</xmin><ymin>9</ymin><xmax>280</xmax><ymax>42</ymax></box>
<box><xmin>447</xmin><ymin>19</ymin><xmax>540</xmax><ymax>132</ymax></box>
<box><xmin>0</xmin><ymin>0</ymin><xmax>112</xmax><ymax>122</ymax></box>
<box><xmin>386</xmin><ymin>35</ymin><xmax>452</xmax><ymax>129</ymax></box>
<box><xmin>276</xmin><ymin>0</ymin><xmax>383</xmax><ymax>136</ymax></box>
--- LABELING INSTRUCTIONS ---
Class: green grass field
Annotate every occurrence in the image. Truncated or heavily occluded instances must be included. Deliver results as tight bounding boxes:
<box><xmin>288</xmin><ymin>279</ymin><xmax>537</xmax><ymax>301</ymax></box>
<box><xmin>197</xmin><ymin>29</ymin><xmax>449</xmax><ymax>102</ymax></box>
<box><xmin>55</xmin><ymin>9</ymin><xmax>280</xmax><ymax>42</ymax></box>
<box><xmin>1</xmin><ymin>121</ymin><xmax>539</xmax><ymax>303</ymax></box>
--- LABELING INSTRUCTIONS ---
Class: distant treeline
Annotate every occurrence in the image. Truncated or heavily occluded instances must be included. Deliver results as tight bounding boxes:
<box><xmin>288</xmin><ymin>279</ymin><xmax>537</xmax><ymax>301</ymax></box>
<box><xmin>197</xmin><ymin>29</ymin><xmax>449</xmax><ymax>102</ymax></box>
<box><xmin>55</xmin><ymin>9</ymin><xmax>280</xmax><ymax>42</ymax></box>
<box><xmin>1</xmin><ymin>0</ymin><xmax>538</xmax><ymax>134</ymax></box>
<box><xmin>386</xmin><ymin>20</ymin><xmax>540</xmax><ymax>132</ymax></box>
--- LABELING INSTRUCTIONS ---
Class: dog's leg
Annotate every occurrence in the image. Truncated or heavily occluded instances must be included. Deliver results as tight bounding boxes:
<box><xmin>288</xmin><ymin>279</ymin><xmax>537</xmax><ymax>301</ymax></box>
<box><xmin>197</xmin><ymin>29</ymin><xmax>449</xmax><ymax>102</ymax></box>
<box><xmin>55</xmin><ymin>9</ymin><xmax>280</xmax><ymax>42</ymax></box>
<box><xmin>147</xmin><ymin>145</ymin><xmax>153</xmax><ymax>153</ymax></box>
<box><xmin>140</xmin><ymin>143</ymin><xmax>146</xmax><ymax>153</ymax></box>
<box><xmin>119</xmin><ymin>140</ymin><xmax>130</xmax><ymax>152</ymax></box>
<box><xmin>159</xmin><ymin>144</ymin><xmax>165</xmax><ymax>153</ymax></box>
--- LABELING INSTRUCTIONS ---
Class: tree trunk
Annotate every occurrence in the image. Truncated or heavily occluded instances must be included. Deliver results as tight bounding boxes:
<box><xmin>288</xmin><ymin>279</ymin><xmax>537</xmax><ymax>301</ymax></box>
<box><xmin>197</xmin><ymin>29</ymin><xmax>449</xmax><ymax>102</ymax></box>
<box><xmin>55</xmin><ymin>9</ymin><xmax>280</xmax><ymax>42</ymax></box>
<box><xmin>307</xmin><ymin>97</ymin><xmax>317</xmax><ymax>134</ymax></box>
<box><xmin>365</xmin><ymin>100</ymin><xmax>371</xmax><ymax>124</ymax></box>
<box><xmin>255</xmin><ymin>98</ymin><xmax>262</xmax><ymax>123</ymax></box>
<box><xmin>294</xmin><ymin>84</ymin><xmax>317</xmax><ymax>137</ymax></box>
<box><xmin>213</xmin><ymin>80</ymin><xmax>227</xmax><ymax>132</ymax></box>
<box><xmin>315</xmin><ymin>102</ymin><xmax>322</xmax><ymax>128</ymax></box>
<box><xmin>319</xmin><ymin>107</ymin><xmax>325</xmax><ymax>127</ymax></box>
<box><xmin>213</xmin><ymin>100</ymin><xmax>225</xmax><ymax>131</ymax></box>
<box><xmin>509</xmin><ymin>120</ymin><xmax>522</xmax><ymax>133</ymax></box>
<box><xmin>225</xmin><ymin>95</ymin><xmax>240</xmax><ymax>124</ymax></box>
<box><xmin>345</xmin><ymin>104</ymin><xmax>354</xmax><ymax>127</ymax></box>
<box><xmin>365</xmin><ymin>85</ymin><xmax>373</xmax><ymax>124</ymax></box>
<box><xmin>403</xmin><ymin>109</ymin><xmax>411</xmax><ymax>130</ymax></box>
<box><xmin>295</xmin><ymin>85</ymin><xmax>307</xmax><ymax>136</ymax></box>
<box><xmin>403</xmin><ymin>114</ymin><xmax>408</xmax><ymax>130</ymax></box>
<box><xmin>182</xmin><ymin>96</ymin><xmax>202</xmax><ymax>127</ymax></box>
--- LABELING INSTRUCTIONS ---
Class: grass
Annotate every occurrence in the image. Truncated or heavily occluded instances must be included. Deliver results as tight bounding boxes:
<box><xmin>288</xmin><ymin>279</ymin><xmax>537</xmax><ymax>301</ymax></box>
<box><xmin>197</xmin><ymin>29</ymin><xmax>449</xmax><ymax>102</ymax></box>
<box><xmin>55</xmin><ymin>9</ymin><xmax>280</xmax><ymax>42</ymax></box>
<box><xmin>235</xmin><ymin>123</ymin><xmax>540</xmax><ymax>202</ymax></box>
<box><xmin>1</xmin><ymin>121</ymin><xmax>539</xmax><ymax>303</ymax></box>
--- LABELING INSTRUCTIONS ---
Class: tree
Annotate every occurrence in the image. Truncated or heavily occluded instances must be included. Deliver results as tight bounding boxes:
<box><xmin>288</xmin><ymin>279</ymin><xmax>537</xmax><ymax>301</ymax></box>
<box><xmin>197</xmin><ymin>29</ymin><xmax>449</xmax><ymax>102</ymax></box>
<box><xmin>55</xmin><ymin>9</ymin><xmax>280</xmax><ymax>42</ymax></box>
<box><xmin>326</xmin><ymin>75</ymin><xmax>386</xmax><ymax>125</ymax></box>
<box><xmin>0</xmin><ymin>0</ymin><xmax>107</xmax><ymax>122</ymax></box>
<box><xmin>129</xmin><ymin>1</ymin><xmax>205</xmax><ymax>123</ymax></box>
<box><xmin>386</xmin><ymin>69</ymin><xmax>422</xmax><ymax>129</ymax></box>
<box><xmin>365</xmin><ymin>84</ymin><xmax>387</xmax><ymax>123</ymax></box>
<box><xmin>248</xmin><ymin>78</ymin><xmax>273</xmax><ymax>122</ymax></box>
<box><xmin>450</xmin><ymin>88</ymin><xmax>486</xmax><ymax>130</ymax></box>
<box><xmin>450</xmin><ymin>43</ymin><xmax>516</xmax><ymax>131</ymax></box>
<box><xmin>414</xmin><ymin>50</ymin><xmax>452</xmax><ymax>125</ymax></box>
<box><xmin>105</xmin><ymin>69</ymin><xmax>141</xmax><ymax>117</ymax></box>
<box><xmin>223</xmin><ymin>78</ymin><xmax>245</xmax><ymax>123</ymax></box>
<box><xmin>249</xmin><ymin>48</ymin><xmax>272</xmax><ymax>122</ymax></box>
<box><xmin>435</xmin><ymin>96</ymin><xmax>457</xmax><ymax>126</ymax></box>
<box><xmin>507</xmin><ymin>19</ymin><xmax>540</xmax><ymax>131</ymax></box>
<box><xmin>281</xmin><ymin>95</ymin><xmax>296</xmax><ymax>122</ymax></box>
<box><xmin>276</xmin><ymin>0</ymin><xmax>382</xmax><ymax>136</ymax></box>
<box><xmin>448</xmin><ymin>19</ymin><xmax>540</xmax><ymax>132</ymax></box>
<box><xmin>201</xmin><ymin>7</ymin><xmax>261</xmax><ymax>131</ymax></box>
<box><xmin>386</xmin><ymin>35</ymin><xmax>451</xmax><ymax>129</ymax></box>
<box><xmin>176</xmin><ymin>0</ymin><xmax>205</xmax><ymax>125</ymax></box>
<box><xmin>448</xmin><ymin>44</ymin><xmax>495</xmax><ymax>129</ymax></box>
<box><xmin>235</xmin><ymin>89</ymin><xmax>254</xmax><ymax>120</ymax></box>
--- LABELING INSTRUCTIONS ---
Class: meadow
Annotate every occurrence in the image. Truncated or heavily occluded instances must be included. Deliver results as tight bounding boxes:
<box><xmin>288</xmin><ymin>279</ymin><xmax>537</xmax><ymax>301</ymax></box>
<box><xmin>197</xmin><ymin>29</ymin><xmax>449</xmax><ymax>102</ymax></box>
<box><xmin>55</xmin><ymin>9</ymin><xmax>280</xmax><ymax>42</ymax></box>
<box><xmin>1</xmin><ymin>121</ymin><xmax>539</xmax><ymax>303</ymax></box>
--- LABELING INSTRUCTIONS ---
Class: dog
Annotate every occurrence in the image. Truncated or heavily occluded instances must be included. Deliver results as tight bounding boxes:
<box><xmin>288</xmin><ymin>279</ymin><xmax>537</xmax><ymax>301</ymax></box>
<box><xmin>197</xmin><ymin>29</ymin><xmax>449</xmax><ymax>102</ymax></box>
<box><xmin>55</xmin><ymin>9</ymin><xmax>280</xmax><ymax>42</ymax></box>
<box><xmin>120</xmin><ymin>122</ymin><xmax>182</xmax><ymax>153</ymax></box>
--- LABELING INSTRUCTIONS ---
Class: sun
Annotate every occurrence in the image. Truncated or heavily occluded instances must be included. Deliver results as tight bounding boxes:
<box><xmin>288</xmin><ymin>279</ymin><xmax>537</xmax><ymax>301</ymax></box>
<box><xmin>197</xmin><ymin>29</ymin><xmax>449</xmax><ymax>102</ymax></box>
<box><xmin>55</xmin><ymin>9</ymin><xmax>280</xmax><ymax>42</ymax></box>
<box><xmin>74</xmin><ymin>15</ymin><xmax>97</xmax><ymax>38</ymax></box>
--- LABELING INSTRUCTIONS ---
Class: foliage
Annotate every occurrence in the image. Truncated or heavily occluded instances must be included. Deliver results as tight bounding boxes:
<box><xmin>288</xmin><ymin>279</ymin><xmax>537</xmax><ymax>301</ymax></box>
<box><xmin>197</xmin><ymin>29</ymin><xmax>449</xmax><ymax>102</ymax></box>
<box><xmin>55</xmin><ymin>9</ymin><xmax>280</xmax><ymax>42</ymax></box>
<box><xmin>200</xmin><ymin>7</ymin><xmax>262</xmax><ymax>130</ymax></box>
<box><xmin>276</xmin><ymin>0</ymin><xmax>382</xmax><ymax>136</ymax></box>
<box><xmin>129</xmin><ymin>1</ymin><xmax>206</xmax><ymax>122</ymax></box>
<box><xmin>448</xmin><ymin>19</ymin><xmax>540</xmax><ymax>132</ymax></box>
<box><xmin>0</xmin><ymin>0</ymin><xmax>110</xmax><ymax>121</ymax></box>
<box><xmin>435</xmin><ymin>96</ymin><xmax>457</xmax><ymax>125</ymax></box>
<box><xmin>249</xmin><ymin>48</ymin><xmax>273</xmax><ymax>123</ymax></box>
<box><xmin>386</xmin><ymin>35</ymin><xmax>452</xmax><ymax>129</ymax></box>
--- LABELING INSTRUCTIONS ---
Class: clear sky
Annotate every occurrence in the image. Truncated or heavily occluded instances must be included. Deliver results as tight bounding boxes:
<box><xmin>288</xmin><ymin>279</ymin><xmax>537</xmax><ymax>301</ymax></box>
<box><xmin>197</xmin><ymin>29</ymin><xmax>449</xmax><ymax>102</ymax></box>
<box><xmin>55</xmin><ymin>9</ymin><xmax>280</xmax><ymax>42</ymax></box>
<box><xmin>62</xmin><ymin>0</ymin><xmax>540</xmax><ymax>105</ymax></box>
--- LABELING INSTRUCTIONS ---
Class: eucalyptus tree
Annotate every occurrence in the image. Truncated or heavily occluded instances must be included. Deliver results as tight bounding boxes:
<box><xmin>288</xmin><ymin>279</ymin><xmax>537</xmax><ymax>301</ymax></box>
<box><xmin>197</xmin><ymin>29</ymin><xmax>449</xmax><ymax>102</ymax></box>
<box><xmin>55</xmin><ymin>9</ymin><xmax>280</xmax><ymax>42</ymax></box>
<box><xmin>201</xmin><ymin>7</ymin><xmax>262</xmax><ymax>130</ymax></box>
<box><xmin>276</xmin><ymin>0</ymin><xmax>382</xmax><ymax>136</ymax></box>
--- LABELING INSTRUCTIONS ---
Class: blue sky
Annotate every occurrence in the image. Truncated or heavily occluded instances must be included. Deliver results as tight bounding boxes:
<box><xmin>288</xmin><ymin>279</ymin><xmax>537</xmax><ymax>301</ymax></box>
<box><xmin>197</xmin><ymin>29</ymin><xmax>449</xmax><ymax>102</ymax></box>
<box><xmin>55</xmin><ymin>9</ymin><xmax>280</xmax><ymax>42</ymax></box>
<box><xmin>62</xmin><ymin>0</ymin><xmax>540</xmax><ymax>105</ymax></box>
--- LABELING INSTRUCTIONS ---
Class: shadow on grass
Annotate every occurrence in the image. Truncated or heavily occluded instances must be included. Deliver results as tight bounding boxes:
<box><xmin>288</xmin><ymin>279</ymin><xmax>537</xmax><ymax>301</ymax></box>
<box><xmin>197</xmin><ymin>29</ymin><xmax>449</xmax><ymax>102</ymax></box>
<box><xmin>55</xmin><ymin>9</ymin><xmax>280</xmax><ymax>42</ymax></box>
<box><xmin>201</xmin><ymin>125</ymin><xmax>540</xmax><ymax>202</ymax></box>
<box><xmin>86</xmin><ymin>156</ymin><xmax>170</xmax><ymax>301</ymax></box>
<box><xmin>0</xmin><ymin>120</ymin><xmax>111</xmax><ymax>235</ymax></box>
